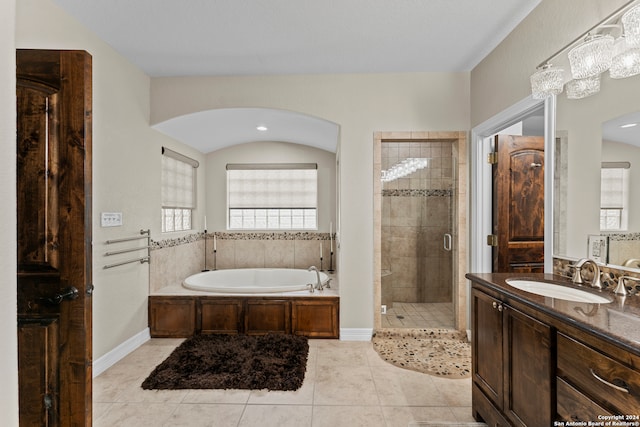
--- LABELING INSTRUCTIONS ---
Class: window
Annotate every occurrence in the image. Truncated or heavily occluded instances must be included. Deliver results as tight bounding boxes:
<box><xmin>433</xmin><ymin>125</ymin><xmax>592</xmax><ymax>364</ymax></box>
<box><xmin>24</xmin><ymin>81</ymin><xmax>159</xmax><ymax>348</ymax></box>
<box><xmin>227</xmin><ymin>164</ymin><xmax>317</xmax><ymax>230</ymax></box>
<box><xmin>162</xmin><ymin>147</ymin><xmax>199</xmax><ymax>232</ymax></box>
<box><xmin>600</xmin><ymin>162</ymin><xmax>630</xmax><ymax>231</ymax></box>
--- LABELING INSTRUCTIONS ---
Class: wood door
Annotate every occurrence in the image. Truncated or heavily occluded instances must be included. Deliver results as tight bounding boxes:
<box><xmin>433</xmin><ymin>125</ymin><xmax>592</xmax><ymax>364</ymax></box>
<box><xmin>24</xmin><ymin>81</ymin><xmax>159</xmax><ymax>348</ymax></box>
<box><xmin>492</xmin><ymin>135</ymin><xmax>545</xmax><ymax>273</ymax></box>
<box><xmin>17</xmin><ymin>49</ymin><xmax>92</xmax><ymax>426</ymax></box>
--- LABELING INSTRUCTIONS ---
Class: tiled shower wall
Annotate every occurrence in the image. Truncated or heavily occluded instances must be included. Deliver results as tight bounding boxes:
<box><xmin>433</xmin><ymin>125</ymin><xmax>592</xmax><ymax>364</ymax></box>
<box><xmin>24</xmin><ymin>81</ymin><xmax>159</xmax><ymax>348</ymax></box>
<box><xmin>149</xmin><ymin>232</ymin><xmax>334</xmax><ymax>293</ymax></box>
<box><xmin>381</xmin><ymin>142</ymin><xmax>454</xmax><ymax>305</ymax></box>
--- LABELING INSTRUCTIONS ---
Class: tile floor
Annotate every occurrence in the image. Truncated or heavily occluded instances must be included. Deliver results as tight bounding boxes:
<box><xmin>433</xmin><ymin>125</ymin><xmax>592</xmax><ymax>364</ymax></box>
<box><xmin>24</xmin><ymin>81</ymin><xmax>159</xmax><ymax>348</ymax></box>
<box><xmin>380</xmin><ymin>302</ymin><xmax>454</xmax><ymax>329</ymax></box>
<box><xmin>93</xmin><ymin>337</ymin><xmax>473</xmax><ymax>427</ymax></box>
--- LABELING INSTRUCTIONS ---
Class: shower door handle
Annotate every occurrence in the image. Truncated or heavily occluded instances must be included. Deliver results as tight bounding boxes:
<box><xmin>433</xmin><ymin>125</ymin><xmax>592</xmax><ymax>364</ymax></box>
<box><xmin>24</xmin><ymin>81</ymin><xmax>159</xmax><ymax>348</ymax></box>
<box><xmin>443</xmin><ymin>233</ymin><xmax>452</xmax><ymax>251</ymax></box>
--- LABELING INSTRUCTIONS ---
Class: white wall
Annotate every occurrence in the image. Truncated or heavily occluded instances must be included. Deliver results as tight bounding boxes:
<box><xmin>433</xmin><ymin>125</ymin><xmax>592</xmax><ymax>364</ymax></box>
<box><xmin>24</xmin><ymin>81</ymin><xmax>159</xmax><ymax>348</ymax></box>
<box><xmin>2</xmin><ymin>0</ymin><xmax>18</xmax><ymax>424</ymax></box>
<box><xmin>16</xmin><ymin>0</ymin><xmax>206</xmax><ymax>360</ymax></box>
<box><xmin>152</xmin><ymin>73</ymin><xmax>470</xmax><ymax>330</ymax></box>
<box><xmin>206</xmin><ymin>141</ymin><xmax>336</xmax><ymax>232</ymax></box>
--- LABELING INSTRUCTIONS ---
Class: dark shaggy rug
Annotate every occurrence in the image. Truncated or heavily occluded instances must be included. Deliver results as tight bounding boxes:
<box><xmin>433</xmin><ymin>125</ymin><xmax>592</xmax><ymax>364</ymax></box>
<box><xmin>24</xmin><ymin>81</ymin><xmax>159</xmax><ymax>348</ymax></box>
<box><xmin>141</xmin><ymin>334</ymin><xmax>309</xmax><ymax>391</ymax></box>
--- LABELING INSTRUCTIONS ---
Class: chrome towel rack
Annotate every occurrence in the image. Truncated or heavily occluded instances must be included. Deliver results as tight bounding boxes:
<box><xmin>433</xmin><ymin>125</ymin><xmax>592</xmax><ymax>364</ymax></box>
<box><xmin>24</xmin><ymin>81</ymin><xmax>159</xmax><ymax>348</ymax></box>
<box><xmin>103</xmin><ymin>229</ymin><xmax>151</xmax><ymax>269</ymax></box>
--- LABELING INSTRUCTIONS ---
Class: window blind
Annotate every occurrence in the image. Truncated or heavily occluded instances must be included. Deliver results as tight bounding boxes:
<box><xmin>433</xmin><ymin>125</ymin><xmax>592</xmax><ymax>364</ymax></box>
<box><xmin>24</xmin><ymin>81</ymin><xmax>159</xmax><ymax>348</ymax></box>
<box><xmin>162</xmin><ymin>147</ymin><xmax>198</xmax><ymax>209</ymax></box>
<box><xmin>600</xmin><ymin>167</ymin><xmax>629</xmax><ymax>209</ymax></box>
<box><xmin>227</xmin><ymin>166</ymin><xmax>317</xmax><ymax>209</ymax></box>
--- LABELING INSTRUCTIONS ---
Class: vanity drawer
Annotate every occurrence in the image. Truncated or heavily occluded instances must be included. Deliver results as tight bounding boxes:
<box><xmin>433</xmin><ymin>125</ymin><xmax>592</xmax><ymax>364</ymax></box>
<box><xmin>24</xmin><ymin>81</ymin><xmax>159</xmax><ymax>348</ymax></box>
<box><xmin>557</xmin><ymin>378</ymin><xmax>614</xmax><ymax>421</ymax></box>
<box><xmin>557</xmin><ymin>333</ymin><xmax>640</xmax><ymax>414</ymax></box>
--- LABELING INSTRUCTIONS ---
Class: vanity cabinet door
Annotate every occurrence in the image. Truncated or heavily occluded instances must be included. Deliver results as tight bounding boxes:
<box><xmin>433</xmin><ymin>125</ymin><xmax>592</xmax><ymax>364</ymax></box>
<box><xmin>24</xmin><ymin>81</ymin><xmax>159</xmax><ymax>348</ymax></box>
<box><xmin>472</xmin><ymin>289</ymin><xmax>504</xmax><ymax>407</ymax></box>
<box><xmin>472</xmin><ymin>285</ymin><xmax>553</xmax><ymax>427</ymax></box>
<box><xmin>503</xmin><ymin>303</ymin><xmax>553</xmax><ymax>427</ymax></box>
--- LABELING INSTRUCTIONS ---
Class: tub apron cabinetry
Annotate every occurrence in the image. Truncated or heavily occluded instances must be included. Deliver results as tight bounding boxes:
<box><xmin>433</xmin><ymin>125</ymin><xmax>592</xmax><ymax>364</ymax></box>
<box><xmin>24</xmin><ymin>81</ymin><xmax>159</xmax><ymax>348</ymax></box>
<box><xmin>149</xmin><ymin>295</ymin><xmax>339</xmax><ymax>338</ymax></box>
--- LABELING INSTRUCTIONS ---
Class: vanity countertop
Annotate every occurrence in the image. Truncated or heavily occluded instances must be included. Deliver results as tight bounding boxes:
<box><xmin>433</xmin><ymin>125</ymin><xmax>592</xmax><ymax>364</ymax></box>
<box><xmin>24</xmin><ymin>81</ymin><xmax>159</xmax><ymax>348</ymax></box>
<box><xmin>466</xmin><ymin>272</ymin><xmax>640</xmax><ymax>356</ymax></box>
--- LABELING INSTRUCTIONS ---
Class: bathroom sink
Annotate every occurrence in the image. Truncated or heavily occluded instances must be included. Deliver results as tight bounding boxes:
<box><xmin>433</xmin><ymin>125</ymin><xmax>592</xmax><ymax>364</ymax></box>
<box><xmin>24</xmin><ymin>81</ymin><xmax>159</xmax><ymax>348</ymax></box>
<box><xmin>505</xmin><ymin>279</ymin><xmax>611</xmax><ymax>304</ymax></box>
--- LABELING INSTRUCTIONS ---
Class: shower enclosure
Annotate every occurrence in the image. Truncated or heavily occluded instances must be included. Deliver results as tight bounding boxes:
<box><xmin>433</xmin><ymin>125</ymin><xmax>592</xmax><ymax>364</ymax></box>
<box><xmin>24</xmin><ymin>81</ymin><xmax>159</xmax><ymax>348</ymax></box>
<box><xmin>380</xmin><ymin>141</ymin><xmax>457</xmax><ymax>328</ymax></box>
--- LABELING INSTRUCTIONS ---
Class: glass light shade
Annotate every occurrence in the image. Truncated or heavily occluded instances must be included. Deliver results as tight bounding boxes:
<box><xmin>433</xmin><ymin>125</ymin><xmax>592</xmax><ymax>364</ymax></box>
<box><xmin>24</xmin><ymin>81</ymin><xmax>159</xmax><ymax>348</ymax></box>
<box><xmin>566</xmin><ymin>75</ymin><xmax>601</xmax><ymax>99</ymax></box>
<box><xmin>568</xmin><ymin>34</ymin><xmax>614</xmax><ymax>79</ymax></box>
<box><xmin>622</xmin><ymin>4</ymin><xmax>640</xmax><ymax>47</ymax></box>
<box><xmin>610</xmin><ymin>37</ymin><xmax>640</xmax><ymax>79</ymax></box>
<box><xmin>530</xmin><ymin>65</ymin><xmax>564</xmax><ymax>99</ymax></box>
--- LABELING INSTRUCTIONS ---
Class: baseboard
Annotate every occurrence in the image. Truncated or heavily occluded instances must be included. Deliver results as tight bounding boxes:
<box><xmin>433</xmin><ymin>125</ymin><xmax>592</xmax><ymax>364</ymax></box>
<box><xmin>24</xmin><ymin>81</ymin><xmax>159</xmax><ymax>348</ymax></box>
<box><xmin>93</xmin><ymin>328</ymin><xmax>151</xmax><ymax>378</ymax></box>
<box><xmin>340</xmin><ymin>328</ymin><xmax>373</xmax><ymax>341</ymax></box>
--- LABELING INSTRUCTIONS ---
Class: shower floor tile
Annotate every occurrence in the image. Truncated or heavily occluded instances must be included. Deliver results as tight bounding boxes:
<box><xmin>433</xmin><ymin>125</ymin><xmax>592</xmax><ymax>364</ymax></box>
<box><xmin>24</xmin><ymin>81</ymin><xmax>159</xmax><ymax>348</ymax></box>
<box><xmin>94</xmin><ymin>337</ymin><xmax>472</xmax><ymax>427</ymax></box>
<box><xmin>381</xmin><ymin>302</ymin><xmax>454</xmax><ymax>329</ymax></box>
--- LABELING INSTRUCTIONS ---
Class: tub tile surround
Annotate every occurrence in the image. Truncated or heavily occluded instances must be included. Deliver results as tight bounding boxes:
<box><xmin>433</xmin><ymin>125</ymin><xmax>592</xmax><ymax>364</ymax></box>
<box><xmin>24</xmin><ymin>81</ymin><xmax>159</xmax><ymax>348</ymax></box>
<box><xmin>150</xmin><ymin>232</ymin><xmax>337</xmax><ymax>294</ymax></box>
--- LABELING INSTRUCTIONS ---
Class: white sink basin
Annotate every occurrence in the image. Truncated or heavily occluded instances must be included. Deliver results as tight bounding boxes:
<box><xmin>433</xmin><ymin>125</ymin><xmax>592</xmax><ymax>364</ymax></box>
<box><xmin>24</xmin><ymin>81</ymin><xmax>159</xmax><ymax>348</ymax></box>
<box><xmin>505</xmin><ymin>279</ymin><xmax>611</xmax><ymax>304</ymax></box>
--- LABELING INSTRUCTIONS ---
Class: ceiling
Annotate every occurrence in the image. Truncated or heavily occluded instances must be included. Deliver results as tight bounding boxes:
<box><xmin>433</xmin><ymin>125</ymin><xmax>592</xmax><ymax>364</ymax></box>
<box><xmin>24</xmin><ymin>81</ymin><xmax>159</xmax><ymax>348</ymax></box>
<box><xmin>52</xmin><ymin>0</ymin><xmax>542</xmax><ymax>153</ymax></box>
<box><xmin>603</xmin><ymin>111</ymin><xmax>640</xmax><ymax>148</ymax></box>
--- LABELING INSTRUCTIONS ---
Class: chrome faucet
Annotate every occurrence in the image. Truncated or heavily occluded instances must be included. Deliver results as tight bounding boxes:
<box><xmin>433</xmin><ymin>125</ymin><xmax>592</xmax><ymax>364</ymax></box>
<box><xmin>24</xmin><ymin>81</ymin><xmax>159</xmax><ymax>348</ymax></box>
<box><xmin>571</xmin><ymin>258</ymin><xmax>602</xmax><ymax>289</ymax></box>
<box><xmin>308</xmin><ymin>265</ymin><xmax>323</xmax><ymax>291</ymax></box>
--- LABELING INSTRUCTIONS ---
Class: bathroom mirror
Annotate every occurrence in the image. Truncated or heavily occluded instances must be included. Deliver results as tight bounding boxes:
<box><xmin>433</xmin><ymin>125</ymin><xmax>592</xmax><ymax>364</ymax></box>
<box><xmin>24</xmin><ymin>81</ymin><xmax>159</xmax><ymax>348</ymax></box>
<box><xmin>554</xmin><ymin>73</ymin><xmax>640</xmax><ymax>271</ymax></box>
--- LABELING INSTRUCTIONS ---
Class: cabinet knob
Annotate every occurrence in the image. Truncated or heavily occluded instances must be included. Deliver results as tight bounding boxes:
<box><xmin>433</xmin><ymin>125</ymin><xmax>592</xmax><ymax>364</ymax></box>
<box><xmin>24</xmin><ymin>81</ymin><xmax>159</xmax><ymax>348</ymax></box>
<box><xmin>497</xmin><ymin>304</ymin><xmax>504</xmax><ymax>312</ymax></box>
<box><xmin>492</xmin><ymin>301</ymin><xmax>498</xmax><ymax>309</ymax></box>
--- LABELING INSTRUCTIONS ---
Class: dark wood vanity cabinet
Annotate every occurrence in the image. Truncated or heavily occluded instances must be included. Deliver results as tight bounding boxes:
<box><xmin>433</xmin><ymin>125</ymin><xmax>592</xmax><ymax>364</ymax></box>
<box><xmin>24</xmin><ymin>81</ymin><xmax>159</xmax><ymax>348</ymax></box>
<box><xmin>472</xmin><ymin>288</ymin><xmax>553</xmax><ymax>427</ymax></box>
<box><xmin>470</xmin><ymin>275</ymin><xmax>640</xmax><ymax>426</ymax></box>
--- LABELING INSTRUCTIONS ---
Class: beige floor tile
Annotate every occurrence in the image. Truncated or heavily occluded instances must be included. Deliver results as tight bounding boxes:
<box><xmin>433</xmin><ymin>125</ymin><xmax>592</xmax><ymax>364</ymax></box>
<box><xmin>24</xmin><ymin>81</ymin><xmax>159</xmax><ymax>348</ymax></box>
<box><xmin>450</xmin><ymin>406</ymin><xmax>477</xmax><ymax>422</ymax></box>
<box><xmin>247</xmin><ymin>377</ymin><xmax>315</xmax><ymax>405</ymax></box>
<box><xmin>92</xmin><ymin>402</ymin><xmax>112</xmax><ymax>421</ymax></box>
<box><xmin>93</xmin><ymin>336</ymin><xmax>472</xmax><ymax>426</ymax></box>
<box><xmin>161</xmin><ymin>403</ymin><xmax>245</xmax><ymax>427</ymax></box>
<box><xmin>314</xmin><ymin>366</ymin><xmax>379</xmax><ymax>406</ymax></box>
<box><xmin>372</xmin><ymin>366</ymin><xmax>450</xmax><ymax>407</ymax></box>
<box><xmin>238</xmin><ymin>404</ymin><xmax>312</xmax><ymax>427</ymax></box>
<box><xmin>429</xmin><ymin>376</ymin><xmax>473</xmax><ymax>406</ymax></box>
<box><xmin>182</xmin><ymin>388</ymin><xmax>251</xmax><ymax>404</ymax></box>
<box><xmin>94</xmin><ymin>402</ymin><xmax>178</xmax><ymax>427</ymax></box>
<box><xmin>381</xmin><ymin>406</ymin><xmax>458</xmax><ymax>427</ymax></box>
<box><xmin>312</xmin><ymin>405</ymin><xmax>387</xmax><ymax>427</ymax></box>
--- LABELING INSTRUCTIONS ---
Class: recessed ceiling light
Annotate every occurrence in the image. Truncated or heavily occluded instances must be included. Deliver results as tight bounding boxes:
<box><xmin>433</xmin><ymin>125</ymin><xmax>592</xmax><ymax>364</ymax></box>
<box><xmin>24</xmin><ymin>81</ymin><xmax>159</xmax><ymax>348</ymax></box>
<box><xmin>256</xmin><ymin>125</ymin><xmax>268</xmax><ymax>131</ymax></box>
<box><xmin>620</xmin><ymin>123</ymin><xmax>638</xmax><ymax>128</ymax></box>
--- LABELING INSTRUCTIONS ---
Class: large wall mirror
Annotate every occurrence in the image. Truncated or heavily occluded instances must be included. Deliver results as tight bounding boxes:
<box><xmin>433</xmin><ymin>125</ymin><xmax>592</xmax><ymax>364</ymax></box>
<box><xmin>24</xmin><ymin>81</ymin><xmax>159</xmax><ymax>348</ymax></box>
<box><xmin>554</xmin><ymin>72</ymin><xmax>640</xmax><ymax>271</ymax></box>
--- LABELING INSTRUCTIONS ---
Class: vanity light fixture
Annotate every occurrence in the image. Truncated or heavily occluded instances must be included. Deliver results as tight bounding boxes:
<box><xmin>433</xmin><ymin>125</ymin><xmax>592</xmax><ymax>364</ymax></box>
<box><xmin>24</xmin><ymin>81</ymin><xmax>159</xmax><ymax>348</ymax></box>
<box><xmin>568</xmin><ymin>34</ymin><xmax>614</xmax><ymax>79</ymax></box>
<box><xmin>609</xmin><ymin>36</ymin><xmax>640</xmax><ymax>78</ymax></box>
<box><xmin>256</xmin><ymin>125</ymin><xmax>268</xmax><ymax>131</ymax></box>
<box><xmin>529</xmin><ymin>0</ymin><xmax>640</xmax><ymax>100</ymax></box>
<box><xmin>623</xmin><ymin>3</ymin><xmax>640</xmax><ymax>46</ymax></box>
<box><xmin>530</xmin><ymin>63</ymin><xmax>565</xmax><ymax>99</ymax></box>
<box><xmin>565</xmin><ymin>75</ymin><xmax>601</xmax><ymax>99</ymax></box>
<box><xmin>620</xmin><ymin>122</ymin><xmax>638</xmax><ymax>128</ymax></box>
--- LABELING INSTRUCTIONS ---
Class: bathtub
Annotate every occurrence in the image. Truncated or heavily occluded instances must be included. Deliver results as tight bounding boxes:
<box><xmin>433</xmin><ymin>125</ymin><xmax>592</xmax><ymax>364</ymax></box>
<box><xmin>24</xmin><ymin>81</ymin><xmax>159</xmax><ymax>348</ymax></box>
<box><xmin>182</xmin><ymin>268</ymin><xmax>330</xmax><ymax>293</ymax></box>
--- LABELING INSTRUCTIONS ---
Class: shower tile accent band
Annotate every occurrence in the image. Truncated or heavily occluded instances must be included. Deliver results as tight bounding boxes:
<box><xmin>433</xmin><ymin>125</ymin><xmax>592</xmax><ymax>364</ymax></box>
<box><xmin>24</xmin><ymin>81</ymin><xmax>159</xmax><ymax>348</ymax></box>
<box><xmin>382</xmin><ymin>189</ymin><xmax>452</xmax><ymax>197</ymax></box>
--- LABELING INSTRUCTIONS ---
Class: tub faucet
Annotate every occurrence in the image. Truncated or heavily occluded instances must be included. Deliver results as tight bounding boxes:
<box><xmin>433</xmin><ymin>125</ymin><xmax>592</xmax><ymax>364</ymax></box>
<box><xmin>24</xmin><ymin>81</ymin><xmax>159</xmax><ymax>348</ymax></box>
<box><xmin>308</xmin><ymin>265</ymin><xmax>323</xmax><ymax>291</ymax></box>
<box><xmin>571</xmin><ymin>258</ymin><xmax>602</xmax><ymax>289</ymax></box>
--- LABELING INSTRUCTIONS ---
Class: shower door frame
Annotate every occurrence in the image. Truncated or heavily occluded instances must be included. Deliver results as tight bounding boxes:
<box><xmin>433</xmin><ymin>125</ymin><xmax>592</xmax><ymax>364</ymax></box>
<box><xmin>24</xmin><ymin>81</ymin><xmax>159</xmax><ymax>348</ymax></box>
<box><xmin>373</xmin><ymin>131</ymin><xmax>468</xmax><ymax>331</ymax></box>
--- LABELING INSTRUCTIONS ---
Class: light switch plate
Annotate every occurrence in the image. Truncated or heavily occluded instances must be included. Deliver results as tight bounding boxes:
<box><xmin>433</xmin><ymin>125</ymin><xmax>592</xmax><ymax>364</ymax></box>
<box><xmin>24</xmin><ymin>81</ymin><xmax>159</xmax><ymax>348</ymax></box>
<box><xmin>101</xmin><ymin>212</ymin><xmax>123</xmax><ymax>227</ymax></box>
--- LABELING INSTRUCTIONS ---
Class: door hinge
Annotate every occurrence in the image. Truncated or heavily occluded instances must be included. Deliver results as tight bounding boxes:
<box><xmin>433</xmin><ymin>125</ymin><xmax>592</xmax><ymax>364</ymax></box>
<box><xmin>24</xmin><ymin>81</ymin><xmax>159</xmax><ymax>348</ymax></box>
<box><xmin>487</xmin><ymin>234</ymin><xmax>498</xmax><ymax>247</ymax></box>
<box><xmin>487</xmin><ymin>152</ymin><xmax>498</xmax><ymax>164</ymax></box>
